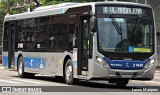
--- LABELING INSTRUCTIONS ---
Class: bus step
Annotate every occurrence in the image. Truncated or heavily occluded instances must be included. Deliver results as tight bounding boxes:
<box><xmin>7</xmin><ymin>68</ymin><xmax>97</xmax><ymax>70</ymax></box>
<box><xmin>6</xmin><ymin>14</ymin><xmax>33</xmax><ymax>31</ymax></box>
<box><xmin>8</xmin><ymin>68</ymin><xmax>16</xmax><ymax>71</ymax></box>
<box><xmin>81</xmin><ymin>71</ymin><xmax>88</xmax><ymax>75</ymax></box>
<box><xmin>78</xmin><ymin>75</ymin><xmax>87</xmax><ymax>79</ymax></box>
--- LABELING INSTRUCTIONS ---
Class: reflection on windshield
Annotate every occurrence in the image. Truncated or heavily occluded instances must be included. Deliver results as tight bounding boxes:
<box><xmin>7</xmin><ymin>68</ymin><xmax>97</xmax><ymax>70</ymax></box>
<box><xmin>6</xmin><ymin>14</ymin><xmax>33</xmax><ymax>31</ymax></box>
<box><xmin>98</xmin><ymin>17</ymin><xmax>153</xmax><ymax>53</ymax></box>
<box><xmin>110</xmin><ymin>15</ymin><xmax>122</xmax><ymax>35</ymax></box>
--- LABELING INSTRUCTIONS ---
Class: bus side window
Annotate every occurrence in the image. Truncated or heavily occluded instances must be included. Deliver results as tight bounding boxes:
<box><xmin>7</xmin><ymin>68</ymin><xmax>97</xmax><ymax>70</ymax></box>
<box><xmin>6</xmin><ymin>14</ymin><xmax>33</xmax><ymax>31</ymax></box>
<box><xmin>68</xmin><ymin>24</ymin><xmax>77</xmax><ymax>49</ymax></box>
<box><xmin>56</xmin><ymin>15</ymin><xmax>68</xmax><ymax>51</ymax></box>
<box><xmin>49</xmin><ymin>16</ymin><xmax>57</xmax><ymax>50</ymax></box>
<box><xmin>17</xmin><ymin>20</ymin><xmax>27</xmax><ymax>49</ymax></box>
<box><xmin>68</xmin><ymin>15</ymin><xmax>78</xmax><ymax>50</ymax></box>
<box><xmin>25</xmin><ymin>19</ymin><xmax>38</xmax><ymax>50</ymax></box>
<box><xmin>36</xmin><ymin>17</ymin><xmax>49</xmax><ymax>49</ymax></box>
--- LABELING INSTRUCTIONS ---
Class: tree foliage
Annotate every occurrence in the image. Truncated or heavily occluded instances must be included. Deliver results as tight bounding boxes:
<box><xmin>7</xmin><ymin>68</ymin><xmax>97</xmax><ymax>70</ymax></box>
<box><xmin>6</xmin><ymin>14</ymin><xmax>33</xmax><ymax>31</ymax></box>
<box><xmin>39</xmin><ymin>0</ymin><xmax>95</xmax><ymax>5</ymax></box>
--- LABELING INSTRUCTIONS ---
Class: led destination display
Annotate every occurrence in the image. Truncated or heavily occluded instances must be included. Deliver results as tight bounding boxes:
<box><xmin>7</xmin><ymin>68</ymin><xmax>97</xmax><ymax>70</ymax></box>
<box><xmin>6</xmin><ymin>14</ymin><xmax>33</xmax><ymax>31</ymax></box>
<box><xmin>103</xmin><ymin>7</ymin><xmax>142</xmax><ymax>14</ymax></box>
<box><xmin>96</xmin><ymin>6</ymin><xmax>150</xmax><ymax>15</ymax></box>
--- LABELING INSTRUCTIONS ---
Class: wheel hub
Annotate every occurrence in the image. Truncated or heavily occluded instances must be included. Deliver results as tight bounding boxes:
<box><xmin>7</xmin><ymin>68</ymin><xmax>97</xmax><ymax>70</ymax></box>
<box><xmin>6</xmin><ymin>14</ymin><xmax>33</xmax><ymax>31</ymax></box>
<box><xmin>66</xmin><ymin>66</ymin><xmax>72</xmax><ymax>81</ymax></box>
<box><xmin>18</xmin><ymin>61</ymin><xmax>23</xmax><ymax>75</ymax></box>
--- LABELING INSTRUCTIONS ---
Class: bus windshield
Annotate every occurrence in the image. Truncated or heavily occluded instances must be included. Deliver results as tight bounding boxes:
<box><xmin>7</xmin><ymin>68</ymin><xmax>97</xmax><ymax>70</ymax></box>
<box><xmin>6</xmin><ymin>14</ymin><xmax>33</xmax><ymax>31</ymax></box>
<box><xmin>97</xmin><ymin>17</ymin><xmax>154</xmax><ymax>53</ymax></box>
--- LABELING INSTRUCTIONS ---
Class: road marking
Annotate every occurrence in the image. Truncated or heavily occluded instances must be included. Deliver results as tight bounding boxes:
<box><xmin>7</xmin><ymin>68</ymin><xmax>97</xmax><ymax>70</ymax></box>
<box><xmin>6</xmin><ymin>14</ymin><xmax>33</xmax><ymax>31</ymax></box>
<box><xmin>154</xmin><ymin>77</ymin><xmax>160</xmax><ymax>80</ymax></box>
<box><xmin>0</xmin><ymin>79</ymin><xmax>20</xmax><ymax>84</ymax></box>
<box><xmin>155</xmin><ymin>71</ymin><xmax>160</xmax><ymax>73</ymax></box>
<box><xmin>11</xmin><ymin>79</ymin><xmax>44</xmax><ymax>84</ymax></box>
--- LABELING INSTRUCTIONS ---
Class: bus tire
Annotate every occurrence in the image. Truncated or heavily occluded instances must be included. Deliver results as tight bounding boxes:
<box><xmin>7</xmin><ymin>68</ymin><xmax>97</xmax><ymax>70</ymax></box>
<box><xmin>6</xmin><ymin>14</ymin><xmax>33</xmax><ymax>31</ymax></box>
<box><xmin>18</xmin><ymin>57</ymin><xmax>35</xmax><ymax>78</ymax></box>
<box><xmin>64</xmin><ymin>59</ymin><xmax>74</xmax><ymax>85</ymax></box>
<box><xmin>18</xmin><ymin>57</ymin><xmax>26</xmax><ymax>78</ymax></box>
<box><xmin>115</xmin><ymin>79</ymin><xmax>129</xmax><ymax>87</ymax></box>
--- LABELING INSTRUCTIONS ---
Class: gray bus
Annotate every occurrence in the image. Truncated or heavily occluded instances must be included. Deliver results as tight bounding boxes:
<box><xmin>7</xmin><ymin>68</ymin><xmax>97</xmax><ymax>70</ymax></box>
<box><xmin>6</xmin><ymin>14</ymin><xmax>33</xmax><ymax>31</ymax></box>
<box><xmin>2</xmin><ymin>1</ymin><xmax>157</xmax><ymax>86</ymax></box>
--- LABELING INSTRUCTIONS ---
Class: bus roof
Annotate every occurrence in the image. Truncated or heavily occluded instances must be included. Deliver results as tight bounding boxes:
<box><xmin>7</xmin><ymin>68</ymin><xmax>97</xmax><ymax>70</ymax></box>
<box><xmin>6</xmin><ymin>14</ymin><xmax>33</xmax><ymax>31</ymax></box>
<box><xmin>4</xmin><ymin>1</ymin><xmax>151</xmax><ymax>21</ymax></box>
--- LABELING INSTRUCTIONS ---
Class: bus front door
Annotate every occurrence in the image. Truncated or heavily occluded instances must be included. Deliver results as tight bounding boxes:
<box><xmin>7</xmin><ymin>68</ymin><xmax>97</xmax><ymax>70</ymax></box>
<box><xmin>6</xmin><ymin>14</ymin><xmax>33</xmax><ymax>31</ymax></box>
<box><xmin>8</xmin><ymin>22</ymin><xmax>16</xmax><ymax>69</ymax></box>
<box><xmin>78</xmin><ymin>16</ymin><xmax>89</xmax><ymax>75</ymax></box>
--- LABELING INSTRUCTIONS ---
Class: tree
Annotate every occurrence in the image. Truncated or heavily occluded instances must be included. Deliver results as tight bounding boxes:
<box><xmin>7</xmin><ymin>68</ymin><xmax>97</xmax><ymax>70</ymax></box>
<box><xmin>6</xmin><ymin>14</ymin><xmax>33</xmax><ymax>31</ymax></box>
<box><xmin>0</xmin><ymin>2</ymin><xmax>7</xmax><ymax>45</ymax></box>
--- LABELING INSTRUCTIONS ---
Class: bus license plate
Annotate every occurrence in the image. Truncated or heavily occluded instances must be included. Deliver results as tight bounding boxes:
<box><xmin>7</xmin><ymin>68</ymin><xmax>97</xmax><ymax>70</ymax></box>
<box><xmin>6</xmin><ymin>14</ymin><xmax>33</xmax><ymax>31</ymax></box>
<box><xmin>121</xmin><ymin>75</ymin><xmax>132</xmax><ymax>78</ymax></box>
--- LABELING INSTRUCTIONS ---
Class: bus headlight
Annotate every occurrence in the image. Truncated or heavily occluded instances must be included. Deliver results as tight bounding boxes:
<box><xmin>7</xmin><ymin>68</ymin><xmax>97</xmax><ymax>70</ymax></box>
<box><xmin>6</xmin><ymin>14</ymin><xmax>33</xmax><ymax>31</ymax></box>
<box><xmin>150</xmin><ymin>59</ymin><xmax>155</xmax><ymax>64</ymax></box>
<box><xmin>144</xmin><ymin>59</ymin><xmax>155</xmax><ymax>69</ymax></box>
<box><xmin>96</xmin><ymin>56</ymin><xmax>109</xmax><ymax>68</ymax></box>
<box><xmin>97</xmin><ymin>57</ymin><xmax>103</xmax><ymax>63</ymax></box>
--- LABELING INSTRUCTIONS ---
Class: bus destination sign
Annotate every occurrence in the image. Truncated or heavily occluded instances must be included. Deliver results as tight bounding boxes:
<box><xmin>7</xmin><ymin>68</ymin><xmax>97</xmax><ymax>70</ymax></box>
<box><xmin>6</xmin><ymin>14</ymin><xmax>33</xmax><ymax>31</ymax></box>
<box><xmin>103</xmin><ymin>7</ymin><xmax>143</xmax><ymax>15</ymax></box>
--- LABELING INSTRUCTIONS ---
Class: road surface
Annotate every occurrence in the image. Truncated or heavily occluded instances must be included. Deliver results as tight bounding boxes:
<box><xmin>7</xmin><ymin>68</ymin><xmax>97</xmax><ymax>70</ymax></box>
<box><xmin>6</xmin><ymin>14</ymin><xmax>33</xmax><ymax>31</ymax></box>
<box><xmin>0</xmin><ymin>66</ymin><xmax>159</xmax><ymax>95</ymax></box>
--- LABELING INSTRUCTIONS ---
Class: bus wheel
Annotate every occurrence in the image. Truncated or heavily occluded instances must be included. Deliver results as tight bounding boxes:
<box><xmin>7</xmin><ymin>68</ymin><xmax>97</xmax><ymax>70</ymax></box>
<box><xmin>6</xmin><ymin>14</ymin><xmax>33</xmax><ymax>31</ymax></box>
<box><xmin>65</xmin><ymin>59</ymin><xmax>74</xmax><ymax>85</ymax></box>
<box><xmin>18</xmin><ymin>57</ymin><xmax>35</xmax><ymax>78</ymax></box>
<box><xmin>18</xmin><ymin>57</ymin><xmax>26</xmax><ymax>78</ymax></box>
<box><xmin>115</xmin><ymin>79</ymin><xmax>129</xmax><ymax>87</ymax></box>
<box><xmin>18</xmin><ymin>57</ymin><xmax>36</xmax><ymax>78</ymax></box>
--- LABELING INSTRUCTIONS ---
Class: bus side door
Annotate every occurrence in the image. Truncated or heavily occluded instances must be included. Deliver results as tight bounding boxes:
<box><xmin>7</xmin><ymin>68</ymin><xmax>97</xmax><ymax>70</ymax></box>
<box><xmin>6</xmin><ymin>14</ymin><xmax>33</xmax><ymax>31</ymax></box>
<box><xmin>8</xmin><ymin>22</ymin><xmax>16</xmax><ymax>69</ymax></box>
<box><xmin>78</xmin><ymin>16</ymin><xmax>90</xmax><ymax>75</ymax></box>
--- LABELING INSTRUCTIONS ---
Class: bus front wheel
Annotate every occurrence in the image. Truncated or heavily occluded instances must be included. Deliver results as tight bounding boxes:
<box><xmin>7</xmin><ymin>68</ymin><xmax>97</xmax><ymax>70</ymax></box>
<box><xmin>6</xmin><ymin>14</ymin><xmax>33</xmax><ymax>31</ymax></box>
<box><xmin>65</xmin><ymin>59</ymin><xmax>74</xmax><ymax>85</ymax></box>
<box><xmin>18</xmin><ymin>57</ymin><xmax>35</xmax><ymax>78</ymax></box>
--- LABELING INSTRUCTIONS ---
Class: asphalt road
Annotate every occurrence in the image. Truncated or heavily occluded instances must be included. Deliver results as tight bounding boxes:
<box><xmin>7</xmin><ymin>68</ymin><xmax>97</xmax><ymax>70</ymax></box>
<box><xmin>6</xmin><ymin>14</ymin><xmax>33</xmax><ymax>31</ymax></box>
<box><xmin>0</xmin><ymin>66</ymin><xmax>159</xmax><ymax>95</ymax></box>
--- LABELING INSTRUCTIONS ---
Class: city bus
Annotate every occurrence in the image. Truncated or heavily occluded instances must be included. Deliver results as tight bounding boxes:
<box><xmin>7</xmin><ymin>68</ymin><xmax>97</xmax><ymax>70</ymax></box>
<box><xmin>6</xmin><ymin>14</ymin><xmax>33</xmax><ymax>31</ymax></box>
<box><xmin>2</xmin><ymin>1</ymin><xmax>157</xmax><ymax>86</ymax></box>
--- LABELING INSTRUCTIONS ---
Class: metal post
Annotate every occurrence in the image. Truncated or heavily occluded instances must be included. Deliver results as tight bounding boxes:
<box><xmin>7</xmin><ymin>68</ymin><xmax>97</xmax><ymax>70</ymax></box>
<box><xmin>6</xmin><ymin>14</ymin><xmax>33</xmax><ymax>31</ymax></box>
<box><xmin>27</xmin><ymin>0</ymin><xmax>31</xmax><ymax>12</ymax></box>
<box><xmin>145</xmin><ymin>0</ymin><xmax>148</xmax><ymax>5</ymax></box>
<box><xmin>7</xmin><ymin>0</ymin><xmax>10</xmax><ymax>14</ymax></box>
<box><xmin>30</xmin><ymin>0</ymin><xmax>32</xmax><ymax>11</ymax></box>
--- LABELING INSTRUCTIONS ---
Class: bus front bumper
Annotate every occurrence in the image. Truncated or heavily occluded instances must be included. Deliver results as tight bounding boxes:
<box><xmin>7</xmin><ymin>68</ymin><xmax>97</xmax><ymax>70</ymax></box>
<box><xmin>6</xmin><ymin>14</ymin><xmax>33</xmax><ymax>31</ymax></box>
<box><xmin>106</xmin><ymin>64</ymin><xmax>156</xmax><ymax>80</ymax></box>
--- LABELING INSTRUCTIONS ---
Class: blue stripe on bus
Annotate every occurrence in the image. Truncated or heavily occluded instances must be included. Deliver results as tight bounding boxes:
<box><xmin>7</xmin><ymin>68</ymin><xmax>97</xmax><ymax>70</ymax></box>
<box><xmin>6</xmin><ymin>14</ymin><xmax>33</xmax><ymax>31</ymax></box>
<box><xmin>2</xmin><ymin>56</ymin><xmax>45</xmax><ymax>69</ymax></box>
<box><xmin>2</xmin><ymin>56</ymin><xmax>8</xmax><ymax>66</ymax></box>
<box><xmin>103</xmin><ymin>57</ymin><xmax>150</xmax><ymax>70</ymax></box>
<box><xmin>23</xmin><ymin>57</ymin><xmax>45</xmax><ymax>68</ymax></box>
<box><xmin>15</xmin><ymin>57</ymin><xmax>18</xmax><ymax>66</ymax></box>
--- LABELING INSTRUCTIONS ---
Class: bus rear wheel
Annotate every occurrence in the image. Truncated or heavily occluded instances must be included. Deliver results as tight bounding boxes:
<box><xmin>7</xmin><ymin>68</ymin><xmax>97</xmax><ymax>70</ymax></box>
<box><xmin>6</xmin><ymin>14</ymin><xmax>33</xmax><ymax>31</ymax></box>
<box><xmin>18</xmin><ymin>57</ymin><xmax>35</xmax><ymax>78</ymax></box>
<box><xmin>64</xmin><ymin>59</ymin><xmax>74</xmax><ymax>85</ymax></box>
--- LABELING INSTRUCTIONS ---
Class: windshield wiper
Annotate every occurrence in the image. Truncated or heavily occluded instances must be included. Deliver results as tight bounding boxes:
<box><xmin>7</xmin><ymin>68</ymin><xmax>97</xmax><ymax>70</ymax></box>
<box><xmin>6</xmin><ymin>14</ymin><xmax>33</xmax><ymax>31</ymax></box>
<box><xmin>133</xmin><ymin>15</ymin><xmax>142</xmax><ymax>35</ymax></box>
<box><xmin>110</xmin><ymin>15</ymin><xmax>122</xmax><ymax>35</ymax></box>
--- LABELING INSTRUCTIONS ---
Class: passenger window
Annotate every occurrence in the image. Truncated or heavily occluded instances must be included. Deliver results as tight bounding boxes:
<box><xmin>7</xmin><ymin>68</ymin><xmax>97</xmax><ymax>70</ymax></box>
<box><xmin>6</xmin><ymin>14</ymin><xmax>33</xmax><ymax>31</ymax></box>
<box><xmin>36</xmin><ymin>17</ymin><xmax>49</xmax><ymax>49</ymax></box>
<box><xmin>48</xmin><ymin>16</ymin><xmax>57</xmax><ymax>50</ymax></box>
<box><xmin>26</xmin><ymin>18</ymin><xmax>38</xmax><ymax>50</ymax></box>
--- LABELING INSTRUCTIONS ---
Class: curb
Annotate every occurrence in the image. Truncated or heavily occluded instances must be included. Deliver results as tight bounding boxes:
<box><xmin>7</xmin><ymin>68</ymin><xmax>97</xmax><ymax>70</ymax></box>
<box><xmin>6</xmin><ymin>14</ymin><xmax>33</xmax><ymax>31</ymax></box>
<box><xmin>129</xmin><ymin>80</ymin><xmax>160</xmax><ymax>86</ymax></box>
<box><xmin>0</xmin><ymin>64</ymin><xmax>5</xmax><ymax>70</ymax></box>
<box><xmin>0</xmin><ymin>66</ymin><xmax>4</xmax><ymax>69</ymax></box>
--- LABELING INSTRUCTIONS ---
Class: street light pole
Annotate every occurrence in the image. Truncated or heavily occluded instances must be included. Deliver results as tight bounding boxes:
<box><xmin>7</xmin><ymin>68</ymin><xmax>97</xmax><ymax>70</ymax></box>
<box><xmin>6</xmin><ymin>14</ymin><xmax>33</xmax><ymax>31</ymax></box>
<box><xmin>145</xmin><ymin>0</ymin><xmax>148</xmax><ymax>5</ymax></box>
<box><xmin>7</xmin><ymin>0</ymin><xmax>10</xmax><ymax>14</ymax></box>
